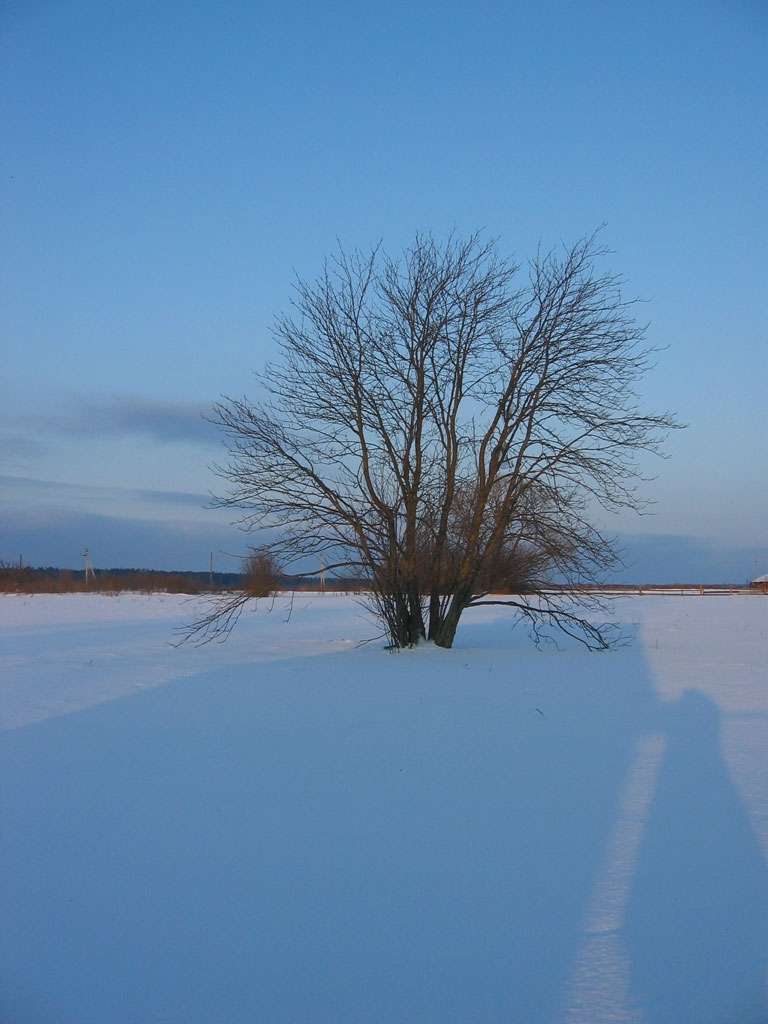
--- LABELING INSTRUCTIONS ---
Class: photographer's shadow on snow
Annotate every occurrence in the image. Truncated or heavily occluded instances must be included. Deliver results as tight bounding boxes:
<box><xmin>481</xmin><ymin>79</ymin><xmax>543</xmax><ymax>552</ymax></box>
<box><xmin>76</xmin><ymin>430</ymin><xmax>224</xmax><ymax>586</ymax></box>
<box><xmin>623</xmin><ymin>689</ymin><xmax>768</xmax><ymax>1024</ymax></box>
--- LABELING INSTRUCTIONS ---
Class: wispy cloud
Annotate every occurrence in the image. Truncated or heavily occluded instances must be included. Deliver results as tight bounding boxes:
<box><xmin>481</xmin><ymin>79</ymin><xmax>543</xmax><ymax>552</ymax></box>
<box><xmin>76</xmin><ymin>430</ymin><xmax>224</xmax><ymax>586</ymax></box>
<box><xmin>136</xmin><ymin>487</ymin><xmax>216</xmax><ymax>507</ymax></box>
<box><xmin>0</xmin><ymin>427</ymin><xmax>50</xmax><ymax>463</ymax></box>
<box><xmin>1</xmin><ymin>397</ymin><xmax>221</xmax><ymax>477</ymax></box>
<box><xmin>0</xmin><ymin>475</ymin><xmax>213</xmax><ymax>511</ymax></box>
<box><xmin>55</xmin><ymin>396</ymin><xmax>220</xmax><ymax>445</ymax></box>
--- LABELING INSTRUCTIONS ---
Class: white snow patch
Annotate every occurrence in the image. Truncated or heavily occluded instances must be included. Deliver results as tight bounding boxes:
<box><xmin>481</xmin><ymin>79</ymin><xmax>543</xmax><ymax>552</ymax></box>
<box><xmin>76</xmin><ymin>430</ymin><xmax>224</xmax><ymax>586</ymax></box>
<box><xmin>1</xmin><ymin>592</ymin><xmax>767</xmax><ymax>1023</ymax></box>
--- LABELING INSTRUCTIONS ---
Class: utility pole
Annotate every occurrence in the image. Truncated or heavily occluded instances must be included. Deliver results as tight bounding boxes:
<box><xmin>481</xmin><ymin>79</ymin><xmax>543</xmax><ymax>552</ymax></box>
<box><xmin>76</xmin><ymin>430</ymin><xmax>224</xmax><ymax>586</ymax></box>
<box><xmin>82</xmin><ymin>548</ymin><xmax>94</xmax><ymax>587</ymax></box>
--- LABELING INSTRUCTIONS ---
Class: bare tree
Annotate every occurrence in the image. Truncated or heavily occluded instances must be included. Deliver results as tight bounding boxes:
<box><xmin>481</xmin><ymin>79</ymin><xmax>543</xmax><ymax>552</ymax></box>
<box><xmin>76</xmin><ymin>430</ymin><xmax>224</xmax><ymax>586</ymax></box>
<box><xmin>242</xmin><ymin>547</ymin><xmax>281</xmax><ymax>598</ymax></box>
<box><xmin>192</xmin><ymin>230</ymin><xmax>678</xmax><ymax>649</ymax></box>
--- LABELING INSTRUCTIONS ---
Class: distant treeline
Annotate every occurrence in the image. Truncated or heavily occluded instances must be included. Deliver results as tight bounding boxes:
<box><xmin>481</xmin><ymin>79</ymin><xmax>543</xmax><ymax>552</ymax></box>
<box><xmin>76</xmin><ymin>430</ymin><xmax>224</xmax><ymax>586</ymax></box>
<box><xmin>0</xmin><ymin>564</ymin><xmax>238</xmax><ymax>594</ymax></box>
<box><xmin>1</xmin><ymin>564</ymin><xmax>761</xmax><ymax>595</ymax></box>
<box><xmin>0</xmin><ymin>562</ymin><xmax>366</xmax><ymax>594</ymax></box>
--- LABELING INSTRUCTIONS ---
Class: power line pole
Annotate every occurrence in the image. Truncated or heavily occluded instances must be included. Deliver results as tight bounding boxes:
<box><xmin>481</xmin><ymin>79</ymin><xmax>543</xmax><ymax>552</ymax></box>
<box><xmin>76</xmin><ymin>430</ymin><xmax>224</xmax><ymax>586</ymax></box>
<box><xmin>82</xmin><ymin>548</ymin><xmax>94</xmax><ymax>587</ymax></box>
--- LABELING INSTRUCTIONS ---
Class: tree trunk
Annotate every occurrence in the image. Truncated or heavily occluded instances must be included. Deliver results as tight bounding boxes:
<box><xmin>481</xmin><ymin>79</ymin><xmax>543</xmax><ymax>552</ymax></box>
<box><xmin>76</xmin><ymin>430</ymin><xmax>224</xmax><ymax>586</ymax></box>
<box><xmin>427</xmin><ymin>590</ymin><xmax>441</xmax><ymax>641</ymax></box>
<box><xmin>430</xmin><ymin>584</ymin><xmax>473</xmax><ymax>648</ymax></box>
<box><xmin>391</xmin><ymin>587</ymin><xmax>426</xmax><ymax>647</ymax></box>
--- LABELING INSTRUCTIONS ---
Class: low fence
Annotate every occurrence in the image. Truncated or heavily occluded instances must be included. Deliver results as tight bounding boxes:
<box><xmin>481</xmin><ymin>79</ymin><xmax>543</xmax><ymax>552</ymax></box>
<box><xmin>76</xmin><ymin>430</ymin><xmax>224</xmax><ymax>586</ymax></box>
<box><xmin>571</xmin><ymin>583</ymin><xmax>765</xmax><ymax>597</ymax></box>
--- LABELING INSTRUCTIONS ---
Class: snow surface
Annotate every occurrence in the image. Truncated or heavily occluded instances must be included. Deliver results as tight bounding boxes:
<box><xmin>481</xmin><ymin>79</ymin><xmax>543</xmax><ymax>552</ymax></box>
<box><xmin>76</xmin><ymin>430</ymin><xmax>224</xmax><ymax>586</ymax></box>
<box><xmin>1</xmin><ymin>591</ymin><xmax>767</xmax><ymax>1023</ymax></box>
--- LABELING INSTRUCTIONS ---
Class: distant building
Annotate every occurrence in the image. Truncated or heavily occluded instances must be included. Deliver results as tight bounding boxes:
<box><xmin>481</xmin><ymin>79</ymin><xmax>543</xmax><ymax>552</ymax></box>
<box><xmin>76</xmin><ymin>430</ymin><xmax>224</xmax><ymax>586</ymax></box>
<box><xmin>750</xmin><ymin>572</ymin><xmax>768</xmax><ymax>592</ymax></box>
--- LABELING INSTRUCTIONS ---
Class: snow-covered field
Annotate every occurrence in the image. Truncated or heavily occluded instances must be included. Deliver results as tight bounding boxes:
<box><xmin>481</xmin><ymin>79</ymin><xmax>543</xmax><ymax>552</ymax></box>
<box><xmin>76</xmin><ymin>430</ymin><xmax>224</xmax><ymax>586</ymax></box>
<box><xmin>1</xmin><ymin>591</ymin><xmax>766</xmax><ymax>1024</ymax></box>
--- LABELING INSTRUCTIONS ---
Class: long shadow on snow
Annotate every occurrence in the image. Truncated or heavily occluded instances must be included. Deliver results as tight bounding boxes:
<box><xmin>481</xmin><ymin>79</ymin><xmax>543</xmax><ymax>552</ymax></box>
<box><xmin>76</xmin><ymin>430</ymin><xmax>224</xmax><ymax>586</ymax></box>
<box><xmin>623</xmin><ymin>689</ymin><xmax>768</xmax><ymax>1023</ymax></box>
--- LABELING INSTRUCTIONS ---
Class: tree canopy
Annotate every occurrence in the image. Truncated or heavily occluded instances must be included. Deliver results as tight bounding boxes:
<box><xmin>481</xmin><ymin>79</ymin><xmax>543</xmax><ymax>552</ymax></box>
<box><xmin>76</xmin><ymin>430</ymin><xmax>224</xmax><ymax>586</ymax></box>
<box><xmin>188</xmin><ymin>231</ymin><xmax>678</xmax><ymax>649</ymax></box>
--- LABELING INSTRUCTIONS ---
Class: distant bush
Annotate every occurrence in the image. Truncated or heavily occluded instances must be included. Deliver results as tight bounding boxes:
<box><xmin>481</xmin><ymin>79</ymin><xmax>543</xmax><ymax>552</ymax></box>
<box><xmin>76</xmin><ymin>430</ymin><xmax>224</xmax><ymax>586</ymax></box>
<box><xmin>241</xmin><ymin>548</ymin><xmax>281</xmax><ymax>598</ymax></box>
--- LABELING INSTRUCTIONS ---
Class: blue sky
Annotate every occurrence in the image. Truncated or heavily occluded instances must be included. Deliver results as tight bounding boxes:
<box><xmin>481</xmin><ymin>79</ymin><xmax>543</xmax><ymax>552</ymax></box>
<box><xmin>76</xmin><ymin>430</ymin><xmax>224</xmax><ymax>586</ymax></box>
<box><xmin>1</xmin><ymin>0</ymin><xmax>766</xmax><ymax>581</ymax></box>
